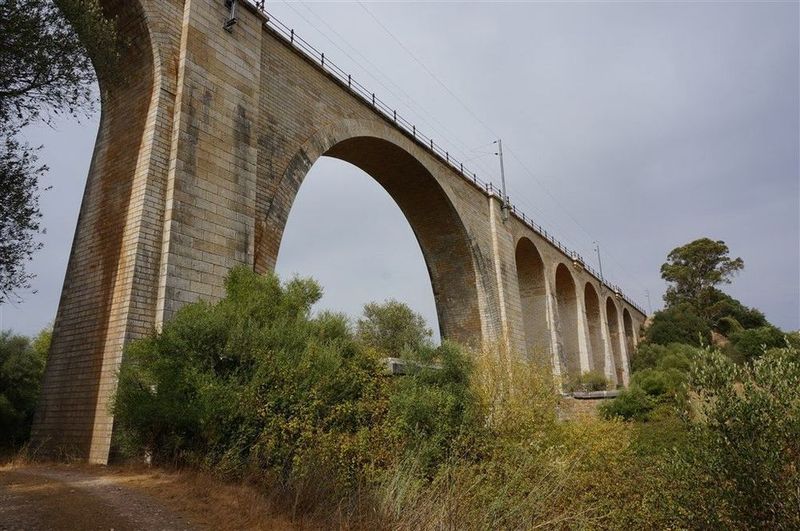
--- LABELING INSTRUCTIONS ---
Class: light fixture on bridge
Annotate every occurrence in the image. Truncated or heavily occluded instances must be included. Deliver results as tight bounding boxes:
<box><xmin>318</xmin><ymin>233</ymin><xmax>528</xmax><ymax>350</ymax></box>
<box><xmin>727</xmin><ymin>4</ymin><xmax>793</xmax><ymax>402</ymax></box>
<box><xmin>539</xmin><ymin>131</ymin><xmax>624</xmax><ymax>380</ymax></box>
<box><xmin>224</xmin><ymin>0</ymin><xmax>238</xmax><ymax>32</ymax></box>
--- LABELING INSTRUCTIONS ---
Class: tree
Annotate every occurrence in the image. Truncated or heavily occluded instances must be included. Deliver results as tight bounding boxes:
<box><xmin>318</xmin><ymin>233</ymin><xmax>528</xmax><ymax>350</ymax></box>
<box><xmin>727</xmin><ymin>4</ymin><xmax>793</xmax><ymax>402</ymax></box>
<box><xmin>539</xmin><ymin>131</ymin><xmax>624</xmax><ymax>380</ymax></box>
<box><xmin>0</xmin><ymin>0</ymin><xmax>118</xmax><ymax>301</ymax></box>
<box><xmin>356</xmin><ymin>300</ymin><xmax>433</xmax><ymax>355</ymax></box>
<box><xmin>0</xmin><ymin>327</ymin><xmax>51</xmax><ymax>447</ymax></box>
<box><xmin>705</xmin><ymin>291</ymin><xmax>768</xmax><ymax>334</ymax></box>
<box><xmin>660</xmin><ymin>238</ymin><xmax>743</xmax><ymax>312</ymax></box>
<box><xmin>645</xmin><ymin>303</ymin><xmax>711</xmax><ymax>347</ymax></box>
<box><xmin>0</xmin><ymin>137</ymin><xmax>46</xmax><ymax>301</ymax></box>
<box><xmin>0</xmin><ymin>0</ymin><xmax>118</xmax><ymax>128</ymax></box>
<box><xmin>728</xmin><ymin>326</ymin><xmax>787</xmax><ymax>363</ymax></box>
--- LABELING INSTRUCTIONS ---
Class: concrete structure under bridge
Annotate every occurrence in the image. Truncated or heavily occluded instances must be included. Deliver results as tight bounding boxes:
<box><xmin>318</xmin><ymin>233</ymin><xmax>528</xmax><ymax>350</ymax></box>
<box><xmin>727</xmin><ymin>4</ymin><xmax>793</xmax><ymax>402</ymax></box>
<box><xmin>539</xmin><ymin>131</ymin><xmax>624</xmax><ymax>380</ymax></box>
<box><xmin>32</xmin><ymin>0</ymin><xmax>646</xmax><ymax>464</ymax></box>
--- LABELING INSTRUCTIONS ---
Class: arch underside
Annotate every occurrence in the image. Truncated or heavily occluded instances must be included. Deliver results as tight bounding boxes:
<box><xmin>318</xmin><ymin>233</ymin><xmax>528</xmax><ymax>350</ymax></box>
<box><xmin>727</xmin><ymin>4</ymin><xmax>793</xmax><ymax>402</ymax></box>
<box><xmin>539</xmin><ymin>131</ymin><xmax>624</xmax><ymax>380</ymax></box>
<box><xmin>623</xmin><ymin>308</ymin><xmax>636</xmax><ymax>360</ymax></box>
<box><xmin>606</xmin><ymin>298</ymin><xmax>624</xmax><ymax>386</ymax></box>
<box><xmin>584</xmin><ymin>283</ymin><xmax>604</xmax><ymax>374</ymax></box>
<box><xmin>555</xmin><ymin>263</ymin><xmax>580</xmax><ymax>380</ymax></box>
<box><xmin>257</xmin><ymin>131</ymin><xmax>483</xmax><ymax>346</ymax></box>
<box><xmin>515</xmin><ymin>238</ymin><xmax>550</xmax><ymax>365</ymax></box>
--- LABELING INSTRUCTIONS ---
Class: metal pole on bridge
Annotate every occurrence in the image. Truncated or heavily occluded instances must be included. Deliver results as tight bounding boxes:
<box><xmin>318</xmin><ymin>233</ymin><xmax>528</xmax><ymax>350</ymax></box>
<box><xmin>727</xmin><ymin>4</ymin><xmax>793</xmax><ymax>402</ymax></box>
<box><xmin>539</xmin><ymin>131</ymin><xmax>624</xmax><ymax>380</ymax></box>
<box><xmin>594</xmin><ymin>241</ymin><xmax>605</xmax><ymax>283</ymax></box>
<box><xmin>494</xmin><ymin>139</ymin><xmax>509</xmax><ymax>221</ymax></box>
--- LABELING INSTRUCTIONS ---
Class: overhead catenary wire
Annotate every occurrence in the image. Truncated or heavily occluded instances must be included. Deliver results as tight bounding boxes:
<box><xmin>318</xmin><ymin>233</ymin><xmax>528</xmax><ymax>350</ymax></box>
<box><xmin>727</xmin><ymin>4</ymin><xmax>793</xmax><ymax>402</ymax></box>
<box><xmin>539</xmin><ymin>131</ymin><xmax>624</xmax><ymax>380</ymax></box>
<box><xmin>282</xmin><ymin>0</ymin><xmax>496</xmax><ymax>176</ymax></box>
<box><xmin>355</xmin><ymin>1</ymin><xmax>649</xmax><ymax>298</ymax></box>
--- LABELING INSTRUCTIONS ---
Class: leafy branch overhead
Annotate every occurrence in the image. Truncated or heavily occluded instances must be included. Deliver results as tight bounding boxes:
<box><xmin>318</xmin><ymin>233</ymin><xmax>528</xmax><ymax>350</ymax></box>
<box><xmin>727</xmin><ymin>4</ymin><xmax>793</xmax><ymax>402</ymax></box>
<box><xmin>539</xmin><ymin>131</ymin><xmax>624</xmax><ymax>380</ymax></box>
<box><xmin>0</xmin><ymin>0</ymin><xmax>118</xmax><ymax>302</ymax></box>
<box><xmin>0</xmin><ymin>0</ymin><xmax>119</xmax><ymax>127</ymax></box>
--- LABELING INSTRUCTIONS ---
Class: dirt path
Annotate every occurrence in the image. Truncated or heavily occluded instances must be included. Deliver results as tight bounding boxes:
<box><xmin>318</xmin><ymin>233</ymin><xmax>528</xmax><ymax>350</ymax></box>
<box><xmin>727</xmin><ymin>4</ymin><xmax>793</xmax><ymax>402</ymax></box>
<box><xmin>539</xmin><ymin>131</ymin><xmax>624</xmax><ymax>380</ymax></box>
<box><xmin>0</xmin><ymin>466</ymin><xmax>195</xmax><ymax>530</ymax></box>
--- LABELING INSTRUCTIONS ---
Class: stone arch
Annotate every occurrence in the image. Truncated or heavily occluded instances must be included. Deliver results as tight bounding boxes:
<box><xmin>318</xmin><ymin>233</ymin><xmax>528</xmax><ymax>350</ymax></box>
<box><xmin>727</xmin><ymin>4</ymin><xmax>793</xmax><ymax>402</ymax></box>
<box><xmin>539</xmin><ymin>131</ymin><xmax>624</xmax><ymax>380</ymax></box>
<box><xmin>255</xmin><ymin>120</ymin><xmax>483</xmax><ymax>345</ymax></box>
<box><xmin>555</xmin><ymin>263</ymin><xmax>580</xmax><ymax>380</ymax></box>
<box><xmin>606</xmin><ymin>297</ymin><xmax>624</xmax><ymax>386</ymax></box>
<box><xmin>623</xmin><ymin>308</ymin><xmax>636</xmax><ymax>358</ymax></box>
<box><xmin>515</xmin><ymin>238</ymin><xmax>550</xmax><ymax>364</ymax></box>
<box><xmin>584</xmin><ymin>283</ymin><xmax>604</xmax><ymax>374</ymax></box>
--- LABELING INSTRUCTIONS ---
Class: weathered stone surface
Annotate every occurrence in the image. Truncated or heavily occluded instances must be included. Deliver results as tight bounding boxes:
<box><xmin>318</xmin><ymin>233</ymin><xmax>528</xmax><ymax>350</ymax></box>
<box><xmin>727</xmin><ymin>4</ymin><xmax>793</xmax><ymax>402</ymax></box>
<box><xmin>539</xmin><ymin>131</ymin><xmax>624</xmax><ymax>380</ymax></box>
<box><xmin>32</xmin><ymin>0</ymin><xmax>646</xmax><ymax>464</ymax></box>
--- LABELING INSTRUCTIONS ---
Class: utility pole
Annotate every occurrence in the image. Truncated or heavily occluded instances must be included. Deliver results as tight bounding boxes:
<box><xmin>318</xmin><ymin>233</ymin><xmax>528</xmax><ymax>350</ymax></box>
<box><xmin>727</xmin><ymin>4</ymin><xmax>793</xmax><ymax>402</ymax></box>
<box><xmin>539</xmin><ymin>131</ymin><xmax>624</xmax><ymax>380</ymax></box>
<box><xmin>494</xmin><ymin>139</ymin><xmax>509</xmax><ymax>221</ymax></box>
<box><xmin>594</xmin><ymin>241</ymin><xmax>604</xmax><ymax>283</ymax></box>
<box><xmin>645</xmin><ymin>290</ymin><xmax>653</xmax><ymax>315</ymax></box>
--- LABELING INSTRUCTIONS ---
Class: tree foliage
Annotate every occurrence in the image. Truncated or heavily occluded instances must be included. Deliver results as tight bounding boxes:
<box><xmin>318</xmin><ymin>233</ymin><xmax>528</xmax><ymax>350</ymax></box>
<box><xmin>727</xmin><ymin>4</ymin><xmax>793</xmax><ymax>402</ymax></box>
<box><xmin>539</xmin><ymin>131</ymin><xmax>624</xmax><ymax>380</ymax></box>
<box><xmin>0</xmin><ymin>0</ymin><xmax>118</xmax><ymax>301</ymax></box>
<box><xmin>661</xmin><ymin>348</ymin><xmax>800</xmax><ymax>528</ymax></box>
<box><xmin>0</xmin><ymin>327</ymin><xmax>51</xmax><ymax>447</ymax></box>
<box><xmin>645</xmin><ymin>303</ymin><xmax>711</xmax><ymax>347</ymax></box>
<box><xmin>661</xmin><ymin>238</ymin><xmax>743</xmax><ymax>311</ymax></box>
<box><xmin>728</xmin><ymin>325</ymin><xmax>790</xmax><ymax>363</ymax></box>
<box><xmin>356</xmin><ymin>300</ymin><xmax>433</xmax><ymax>355</ymax></box>
<box><xmin>0</xmin><ymin>0</ymin><xmax>118</xmax><ymax>127</ymax></box>
<box><xmin>113</xmin><ymin>267</ymin><xmax>470</xmax><ymax>505</ymax></box>
<box><xmin>0</xmin><ymin>137</ymin><xmax>47</xmax><ymax>302</ymax></box>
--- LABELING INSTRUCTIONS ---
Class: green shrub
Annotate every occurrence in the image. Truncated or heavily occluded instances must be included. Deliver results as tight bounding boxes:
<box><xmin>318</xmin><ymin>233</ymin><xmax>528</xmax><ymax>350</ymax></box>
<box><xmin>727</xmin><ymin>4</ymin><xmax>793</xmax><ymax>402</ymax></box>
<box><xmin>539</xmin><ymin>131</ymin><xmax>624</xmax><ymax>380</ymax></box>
<box><xmin>706</xmin><ymin>292</ymin><xmax>769</xmax><ymax>333</ymax></box>
<box><xmin>600</xmin><ymin>386</ymin><xmax>655</xmax><ymax>421</ymax></box>
<box><xmin>645</xmin><ymin>303</ymin><xmax>711</xmax><ymax>347</ymax></box>
<box><xmin>384</xmin><ymin>341</ymin><xmax>477</xmax><ymax>475</ymax></box>
<box><xmin>114</xmin><ymin>267</ymin><xmax>392</xmax><ymax>498</ymax></box>
<box><xmin>631</xmin><ymin>342</ymin><xmax>701</xmax><ymax>372</ymax></box>
<box><xmin>571</xmin><ymin>370</ymin><xmax>609</xmax><ymax>392</ymax></box>
<box><xmin>656</xmin><ymin>347</ymin><xmax>800</xmax><ymax>528</ymax></box>
<box><xmin>357</xmin><ymin>300</ymin><xmax>433</xmax><ymax>355</ymax></box>
<box><xmin>0</xmin><ymin>328</ymin><xmax>50</xmax><ymax>447</ymax></box>
<box><xmin>728</xmin><ymin>325</ymin><xmax>787</xmax><ymax>362</ymax></box>
<box><xmin>630</xmin><ymin>367</ymin><xmax>685</xmax><ymax>398</ymax></box>
<box><xmin>381</xmin><ymin>347</ymin><xmax>644</xmax><ymax>530</ymax></box>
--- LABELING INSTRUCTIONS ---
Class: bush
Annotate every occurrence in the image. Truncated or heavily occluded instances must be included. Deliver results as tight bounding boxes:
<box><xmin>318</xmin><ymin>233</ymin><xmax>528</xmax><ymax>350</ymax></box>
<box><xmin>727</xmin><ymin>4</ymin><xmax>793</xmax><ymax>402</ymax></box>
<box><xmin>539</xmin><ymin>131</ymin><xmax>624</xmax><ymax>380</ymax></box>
<box><xmin>0</xmin><ymin>327</ymin><xmax>50</xmax><ymax>447</ymax></box>
<box><xmin>631</xmin><ymin>342</ymin><xmax>701</xmax><ymax>372</ymax></box>
<box><xmin>114</xmin><ymin>267</ymin><xmax>392</xmax><ymax>502</ymax></box>
<box><xmin>645</xmin><ymin>303</ymin><xmax>711</xmax><ymax>347</ymax></box>
<box><xmin>706</xmin><ymin>291</ymin><xmax>769</xmax><ymax>334</ymax></box>
<box><xmin>384</xmin><ymin>341</ymin><xmax>477</xmax><ymax>475</ymax></box>
<box><xmin>728</xmin><ymin>325</ymin><xmax>787</xmax><ymax>362</ymax></box>
<box><xmin>357</xmin><ymin>300</ymin><xmax>432</xmax><ymax>355</ymax></box>
<box><xmin>655</xmin><ymin>347</ymin><xmax>800</xmax><ymax>528</ymax></box>
<box><xmin>381</xmin><ymin>346</ymin><xmax>644</xmax><ymax>530</ymax></box>
<box><xmin>630</xmin><ymin>368</ymin><xmax>685</xmax><ymax>399</ymax></box>
<box><xmin>600</xmin><ymin>386</ymin><xmax>655</xmax><ymax>421</ymax></box>
<box><xmin>571</xmin><ymin>370</ymin><xmax>608</xmax><ymax>392</ymax></box>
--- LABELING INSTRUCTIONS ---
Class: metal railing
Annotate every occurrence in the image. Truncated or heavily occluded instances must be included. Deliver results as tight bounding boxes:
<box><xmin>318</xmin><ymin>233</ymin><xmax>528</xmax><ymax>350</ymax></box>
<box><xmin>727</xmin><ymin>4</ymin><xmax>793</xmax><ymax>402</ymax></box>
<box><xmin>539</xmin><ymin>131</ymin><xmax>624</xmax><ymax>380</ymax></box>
<box><xmin>243</xmin><ymin>2</ymin><xmax>647</xmax><ymax>316</ymax></box>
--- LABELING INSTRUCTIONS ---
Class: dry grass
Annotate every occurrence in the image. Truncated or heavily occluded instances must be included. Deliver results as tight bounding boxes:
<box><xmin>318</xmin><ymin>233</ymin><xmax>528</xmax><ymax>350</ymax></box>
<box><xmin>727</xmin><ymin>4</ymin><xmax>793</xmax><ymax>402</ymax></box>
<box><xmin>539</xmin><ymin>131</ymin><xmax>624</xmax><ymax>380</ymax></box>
<box><xmin>1</xmin><ymin>458</ymin><xmax>348</xmax><ymax>530</ymax></box>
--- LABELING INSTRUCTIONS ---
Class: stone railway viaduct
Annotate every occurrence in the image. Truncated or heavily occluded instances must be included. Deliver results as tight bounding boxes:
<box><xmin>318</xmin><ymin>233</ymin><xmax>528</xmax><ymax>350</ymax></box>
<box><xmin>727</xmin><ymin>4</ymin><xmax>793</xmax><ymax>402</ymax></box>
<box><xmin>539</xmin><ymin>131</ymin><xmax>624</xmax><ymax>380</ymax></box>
<box><xmin>32</xmin><ymin>0</ymin><xmax>646</xmax><ymax>463</ymax></box>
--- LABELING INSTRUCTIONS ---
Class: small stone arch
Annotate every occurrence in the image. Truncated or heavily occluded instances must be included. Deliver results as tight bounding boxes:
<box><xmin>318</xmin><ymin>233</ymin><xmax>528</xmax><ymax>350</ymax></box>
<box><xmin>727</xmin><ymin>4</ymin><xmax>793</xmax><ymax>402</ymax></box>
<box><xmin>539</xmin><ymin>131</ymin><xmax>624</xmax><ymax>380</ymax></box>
<box><xmin>584</xmin><ymin>283</ymin><xmax>604</xmax><ymax>374</ymax></box>
<box><xmin>515</xmin><ymin>237</ymin><xmax>550</xmax><ymax>364</ymax></box>
<box><xmin>555</xmin><ymin>263</ymin><xmax>580</xmax><ymax>380</ymax></box>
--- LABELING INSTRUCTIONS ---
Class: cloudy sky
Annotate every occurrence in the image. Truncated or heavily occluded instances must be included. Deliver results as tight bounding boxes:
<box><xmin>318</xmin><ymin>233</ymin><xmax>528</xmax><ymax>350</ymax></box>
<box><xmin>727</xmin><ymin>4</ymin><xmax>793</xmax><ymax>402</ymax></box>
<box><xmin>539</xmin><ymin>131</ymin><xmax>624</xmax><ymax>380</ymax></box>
<box><xmin>3</xmin><ymin>1</ymin><xmax>798</xmax><ymax>337</ymax></box>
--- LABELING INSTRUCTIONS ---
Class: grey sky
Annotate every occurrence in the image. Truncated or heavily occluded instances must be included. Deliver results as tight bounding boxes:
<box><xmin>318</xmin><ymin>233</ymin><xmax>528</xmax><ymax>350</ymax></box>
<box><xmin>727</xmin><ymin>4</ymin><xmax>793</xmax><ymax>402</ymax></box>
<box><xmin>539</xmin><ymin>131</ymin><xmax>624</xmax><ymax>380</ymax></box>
<box><xmin>2</xmin><ymin>1</ymin><xmax>798</xmax><ymax>336</ymax></box>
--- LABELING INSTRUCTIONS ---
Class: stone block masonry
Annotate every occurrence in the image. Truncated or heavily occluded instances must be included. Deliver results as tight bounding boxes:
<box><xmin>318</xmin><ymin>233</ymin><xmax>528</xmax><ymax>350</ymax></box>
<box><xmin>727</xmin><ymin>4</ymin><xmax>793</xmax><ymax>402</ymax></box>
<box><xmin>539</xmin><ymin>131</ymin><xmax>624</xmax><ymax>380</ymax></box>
<box><xmin>32</xmin><ymin>0</ymin><xmax>646</xmax><ymax>464</ymax></box>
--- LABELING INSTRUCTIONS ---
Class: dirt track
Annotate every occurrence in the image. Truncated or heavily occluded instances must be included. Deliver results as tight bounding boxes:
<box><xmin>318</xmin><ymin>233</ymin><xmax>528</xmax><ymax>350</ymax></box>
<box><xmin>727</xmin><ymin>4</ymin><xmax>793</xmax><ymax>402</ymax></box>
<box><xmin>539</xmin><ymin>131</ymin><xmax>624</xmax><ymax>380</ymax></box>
<box><xmin>0</xmin><ymin>466</ymin><xmax>195</xmax><ymax>530</ymax></box>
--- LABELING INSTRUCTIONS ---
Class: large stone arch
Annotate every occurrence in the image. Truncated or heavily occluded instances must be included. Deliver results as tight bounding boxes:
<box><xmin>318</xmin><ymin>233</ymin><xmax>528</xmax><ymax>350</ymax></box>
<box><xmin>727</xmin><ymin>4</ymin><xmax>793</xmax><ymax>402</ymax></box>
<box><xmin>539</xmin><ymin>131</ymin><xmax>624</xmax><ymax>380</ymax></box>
<box><xmin>253</xmin><ymin>120</ymin><xmax>483</xmax><ymax>345</ymax></box>
<box><xmin>606</xmin><ymin>297</ymin><xmax>624</xmax><ymax>386</ymax></box>
<box><xmin>554</xmin><ymin>263</ymin><xmax>580</xmax><ymax>380</ymax></box>
<box><xmin>584</xmin><ymin>283</ymin><xmax>604</xmax><ymax>374</ymax></box>
<box><xmin>514</xmin><ymin>238</ymin><xmax>550</xmax><ymax>364</ymax></box>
